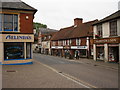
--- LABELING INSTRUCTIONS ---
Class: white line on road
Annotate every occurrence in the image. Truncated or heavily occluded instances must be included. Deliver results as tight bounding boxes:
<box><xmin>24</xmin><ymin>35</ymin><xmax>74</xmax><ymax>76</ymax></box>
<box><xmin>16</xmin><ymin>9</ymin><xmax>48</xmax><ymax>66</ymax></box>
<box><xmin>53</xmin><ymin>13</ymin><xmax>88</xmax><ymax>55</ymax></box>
<box><xmin>35</xmin><ymin>60</ymin><xmax>97</xmax><ymax>88</ymax></box>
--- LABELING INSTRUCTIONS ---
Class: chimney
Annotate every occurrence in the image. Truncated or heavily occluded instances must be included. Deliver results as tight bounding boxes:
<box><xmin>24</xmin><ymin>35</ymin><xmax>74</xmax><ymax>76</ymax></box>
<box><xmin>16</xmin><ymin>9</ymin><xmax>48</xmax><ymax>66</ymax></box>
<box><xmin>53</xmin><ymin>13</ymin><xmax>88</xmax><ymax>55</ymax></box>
<box><xmin>74</xmin><ymin>18</ymin><xmax>83</xmax><ymax>26</ymax></box>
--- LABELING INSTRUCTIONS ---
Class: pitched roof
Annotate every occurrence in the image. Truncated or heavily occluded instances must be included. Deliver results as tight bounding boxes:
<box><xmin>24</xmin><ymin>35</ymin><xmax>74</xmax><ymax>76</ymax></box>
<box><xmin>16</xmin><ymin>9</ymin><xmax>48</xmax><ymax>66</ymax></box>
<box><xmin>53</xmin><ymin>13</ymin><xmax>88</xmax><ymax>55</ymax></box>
<box><xmin>51</xmin><ymin>20</ymin><xmax>98</xmax><ymax>41</ymax></box>
<box><xmin>0</xmin><ymin>0</ymin><xmax>37</xmax><ymax>12</ymax></box>
<box><xmin>39</xmin><ymin>28</ymin><xmax>58</xmax><ymax>35</ymax></box>
<box><xmin>93</xmin><ymin>10</ymin><xmax>120</xmax><ymax>25</ymax></box>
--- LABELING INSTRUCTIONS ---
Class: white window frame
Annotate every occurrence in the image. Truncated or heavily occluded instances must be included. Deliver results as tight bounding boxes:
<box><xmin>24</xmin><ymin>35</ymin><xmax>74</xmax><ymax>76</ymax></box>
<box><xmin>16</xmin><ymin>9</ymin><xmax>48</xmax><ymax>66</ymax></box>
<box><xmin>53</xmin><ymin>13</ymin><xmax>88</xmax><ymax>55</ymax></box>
<box><xmin>0</xmin><ymin>13</ymin><xmax>19</xmax><ymax>32</ymax></box>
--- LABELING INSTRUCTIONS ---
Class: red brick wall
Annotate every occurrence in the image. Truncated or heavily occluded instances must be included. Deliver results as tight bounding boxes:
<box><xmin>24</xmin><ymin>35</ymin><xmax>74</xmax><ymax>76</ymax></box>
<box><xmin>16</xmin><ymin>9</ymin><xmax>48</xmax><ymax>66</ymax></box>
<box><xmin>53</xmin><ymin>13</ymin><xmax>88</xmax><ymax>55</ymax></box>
<box><xmin>81</xmin><ymin>38</ymin><xmax>87</xmax><ymax>46</ymax></box>
<box><xmin>20</xmin><ymin>13</ymin><xmax>34</xmax><ymax>34</ymax></box>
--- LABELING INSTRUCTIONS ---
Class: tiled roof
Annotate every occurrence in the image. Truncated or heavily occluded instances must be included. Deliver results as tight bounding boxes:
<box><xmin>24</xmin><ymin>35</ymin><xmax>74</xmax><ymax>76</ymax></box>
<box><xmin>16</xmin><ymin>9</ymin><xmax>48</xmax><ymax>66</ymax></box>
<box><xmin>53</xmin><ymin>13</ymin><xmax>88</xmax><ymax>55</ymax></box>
<box><xmin>39</xmin><ymin>28</ymin><xmax>58</xmax><ymax>35</ymax></box>
<box><xmin>0</xmin><ymin>0</ymin><xmax>37</xmax><ymax>12</ymax></box>
<box><xmin>51</xmin><ymin>20</ymin><xmax>98</xmax><ymax>41</ymax></box>
<box><xmin>93</xmin><ymin>10</ymin><xmax>120</xmax><ymax>25</ymax></box>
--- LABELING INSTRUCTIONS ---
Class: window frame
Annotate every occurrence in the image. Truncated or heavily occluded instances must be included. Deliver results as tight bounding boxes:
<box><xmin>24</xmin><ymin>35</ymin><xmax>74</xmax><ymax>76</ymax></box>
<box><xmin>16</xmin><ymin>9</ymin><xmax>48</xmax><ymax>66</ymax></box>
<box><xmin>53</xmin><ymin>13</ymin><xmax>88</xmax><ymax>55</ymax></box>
<box><xmin>109</xmin><ymin>20</ymin><xmax>117</xmax><ymax>36</ymax></box>
<box><xmin>0</xmin><ymin>13</ymin><xmax>19</xmax><ymax>32</ymax></box>
<box><xmin>97</xmin><ymin>24</ymin><xmax>102</xmax><ymax>37</ymax></box>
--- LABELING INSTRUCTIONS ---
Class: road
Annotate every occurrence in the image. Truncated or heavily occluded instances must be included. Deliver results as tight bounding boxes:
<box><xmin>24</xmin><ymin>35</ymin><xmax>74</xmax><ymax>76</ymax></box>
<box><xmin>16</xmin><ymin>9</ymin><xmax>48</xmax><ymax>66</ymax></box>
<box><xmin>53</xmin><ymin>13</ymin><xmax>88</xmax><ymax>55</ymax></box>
<box><xmin>33</xmin><ymin>53</ymin><xmax>118</xmax><ymax>88</ymax></box>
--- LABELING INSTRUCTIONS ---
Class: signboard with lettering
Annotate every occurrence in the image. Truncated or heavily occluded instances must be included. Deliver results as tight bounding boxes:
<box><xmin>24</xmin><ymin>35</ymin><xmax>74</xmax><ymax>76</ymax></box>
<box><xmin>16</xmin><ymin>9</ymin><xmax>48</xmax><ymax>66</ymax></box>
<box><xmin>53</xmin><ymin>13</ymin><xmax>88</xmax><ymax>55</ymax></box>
<box><xmin>94</xmin><ymin>37</ymin><xmax>120</xmax><ymax>44</ymax></box>
<box><xmin>71</xmin><ymin>46</ymin><xmax>87</xmax><ymax>49</ymax></box>
<box><xmin>51</xmin><ymin>46</ymin><xmax>63</xmax><ymax>49</ymax></box>
<box><xmin>2</xmin><ymin>34</ymin><xmax>34</xmax><ymax>42</ymax></box>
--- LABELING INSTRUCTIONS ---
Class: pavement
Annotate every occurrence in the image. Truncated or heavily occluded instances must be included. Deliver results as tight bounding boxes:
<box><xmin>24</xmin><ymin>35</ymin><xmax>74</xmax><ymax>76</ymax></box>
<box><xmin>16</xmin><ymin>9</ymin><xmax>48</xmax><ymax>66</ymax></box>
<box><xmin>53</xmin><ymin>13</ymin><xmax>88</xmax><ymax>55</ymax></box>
<box><xmin>2</xmin><ymin>60</ymin><xmax>87</xmax><ymax>88</ymax></box>
<box><xmin>59</xmin><ymin>56</ymin><xmax>119</xmax><ymax>70</ymax></box>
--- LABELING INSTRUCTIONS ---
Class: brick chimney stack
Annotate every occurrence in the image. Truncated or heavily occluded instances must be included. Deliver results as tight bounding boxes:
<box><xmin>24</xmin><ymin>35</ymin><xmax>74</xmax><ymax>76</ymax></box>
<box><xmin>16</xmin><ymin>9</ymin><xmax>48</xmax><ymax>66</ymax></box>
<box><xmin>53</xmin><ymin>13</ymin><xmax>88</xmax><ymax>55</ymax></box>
<box><xmin>74</xmin><ymin>18</ymin><xmax>83</xmax><ymax>26</ymax></box>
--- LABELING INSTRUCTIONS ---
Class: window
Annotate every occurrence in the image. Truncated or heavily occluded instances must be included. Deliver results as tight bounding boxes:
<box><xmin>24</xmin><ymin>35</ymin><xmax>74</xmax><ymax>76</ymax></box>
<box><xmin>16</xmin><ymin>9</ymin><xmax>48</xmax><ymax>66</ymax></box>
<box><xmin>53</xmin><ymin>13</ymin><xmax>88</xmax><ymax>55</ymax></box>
<box><xmin>0</xmin><ymin>13</ymin><xmax>18</xmax><ymax>31</ymax></box>
<box><xmin>76</xmin><ymin>38</ymin><xmax>81</xmax><ymax>45</ymax></box>
<box><xmin>67</xmin><ymin>40</ymin><xmax>70</xmax><ymax>45</ymax></box>
<box><xmin>110</xmin><ymin>20</ymin><xmax>117</xmax><ymax>36</ymax></box>
<box><xmin>26</xmin><ymin>43</ymin><xmax>31</xmax><ymax>59</ymax></box>
<box><xmin>97</xmin><ymin>24</ymin><xmax>102</xmax><ymax>37</ymax></box>
<box><xmin>4</xmin><ymin>43</ymin><xmax>24</xmax><ymax>60</ymax></box>
<box><xmin>0</xmin><ymin>14</ymin><xmax>2</xmax><ymax>31</ymax></box>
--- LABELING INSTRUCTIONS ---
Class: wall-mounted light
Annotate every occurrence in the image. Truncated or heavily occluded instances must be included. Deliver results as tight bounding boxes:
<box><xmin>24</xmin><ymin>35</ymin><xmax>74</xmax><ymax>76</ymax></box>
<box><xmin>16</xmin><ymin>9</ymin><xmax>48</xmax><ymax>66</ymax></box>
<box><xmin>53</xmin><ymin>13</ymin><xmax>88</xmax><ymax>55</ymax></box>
<box><xmin>26</xmin><ymin>16</ymin><xmax>29</xmax><ymax>19</ymax></box>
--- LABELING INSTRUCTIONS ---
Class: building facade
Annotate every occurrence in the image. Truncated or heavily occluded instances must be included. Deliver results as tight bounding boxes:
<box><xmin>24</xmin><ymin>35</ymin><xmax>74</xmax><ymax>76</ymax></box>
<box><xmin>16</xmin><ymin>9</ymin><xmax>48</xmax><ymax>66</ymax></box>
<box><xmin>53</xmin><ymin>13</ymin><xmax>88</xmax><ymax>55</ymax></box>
<box><xmin>0</xmin><ymin>1</ymin><xmax>37</xmax><ymax>65</ymax></box>
<box><xmin>93</xmin><ymin>10</ymin><xmax>120</xmax><ymax>63</ymax></box>
<box><xmin>51</xmin><ymin>18</ymin><xmax>97</xmax><ymax>59</ymax></box>
<box><xmin>37</xmin><ymin>28</ymin><xmax>57</xmax><ymax>54</ymax></box>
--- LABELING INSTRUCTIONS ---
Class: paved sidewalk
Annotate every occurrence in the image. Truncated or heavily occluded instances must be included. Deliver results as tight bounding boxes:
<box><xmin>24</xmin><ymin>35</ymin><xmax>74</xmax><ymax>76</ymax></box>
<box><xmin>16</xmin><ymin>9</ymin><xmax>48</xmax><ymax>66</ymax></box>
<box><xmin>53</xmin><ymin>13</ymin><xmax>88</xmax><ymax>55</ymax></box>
<box><xmin>73</xmin><ymin>58</ymin><xmax>119</xmax><ymax>70</ymax></box>
<box><xmin>2</xmin><ymin>61</ymin><xmax>86</xmax><ymax>88</ymax></box>
<box><xmin>49</xmin><ymin>55</ymin><xmax>119</xmax><ymax>70</ymax></box>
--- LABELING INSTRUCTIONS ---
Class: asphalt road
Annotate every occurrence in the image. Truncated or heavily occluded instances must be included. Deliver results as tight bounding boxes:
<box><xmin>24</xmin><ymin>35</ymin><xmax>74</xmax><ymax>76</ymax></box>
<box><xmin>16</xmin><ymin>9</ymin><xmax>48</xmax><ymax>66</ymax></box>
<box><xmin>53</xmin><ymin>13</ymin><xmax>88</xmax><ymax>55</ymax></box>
<box><xmin>33</xmin><ymin>53</ymin><xmax>118</xmax><ymax>88</ymax></box>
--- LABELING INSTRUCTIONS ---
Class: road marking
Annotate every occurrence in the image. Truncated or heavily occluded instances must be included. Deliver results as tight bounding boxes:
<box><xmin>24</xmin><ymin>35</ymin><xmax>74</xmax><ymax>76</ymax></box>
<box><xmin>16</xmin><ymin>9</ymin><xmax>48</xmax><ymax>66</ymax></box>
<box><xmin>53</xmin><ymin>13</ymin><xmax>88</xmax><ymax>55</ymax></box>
<box><xmin>35</xmin><ymin>60</ymin><xmax>97</xmax><ymax>88</ymax></box>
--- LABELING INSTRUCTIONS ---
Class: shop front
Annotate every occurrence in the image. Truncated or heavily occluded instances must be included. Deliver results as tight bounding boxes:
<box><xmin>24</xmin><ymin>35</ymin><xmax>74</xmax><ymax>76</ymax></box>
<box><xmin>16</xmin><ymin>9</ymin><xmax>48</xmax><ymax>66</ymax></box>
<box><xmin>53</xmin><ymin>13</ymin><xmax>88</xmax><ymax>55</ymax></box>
<box><xmin>94</xmin><ymin>37</ymin><xmax>120</xmax><ymax>63</ymax></box>
<box><xmin>0</xmin><ymin>34</ymin><xmax>34</xmax><ymax>65</ymax></box>
<box><xmin>51</xmin><ymin>46</ymin><xmax>63</xmax><ymax>56</ymax></box>
<box><xmin>71</xmin><ymin>46</ymin><xmax>88</xmax><ymax>58</ymax></box>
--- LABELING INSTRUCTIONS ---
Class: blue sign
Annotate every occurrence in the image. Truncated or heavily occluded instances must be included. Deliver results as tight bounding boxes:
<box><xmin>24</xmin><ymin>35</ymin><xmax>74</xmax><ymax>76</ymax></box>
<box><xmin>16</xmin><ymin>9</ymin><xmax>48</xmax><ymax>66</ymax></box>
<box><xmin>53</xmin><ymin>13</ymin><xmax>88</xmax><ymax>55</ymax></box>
<box><xmin>6</xmin><ymin>35</ymin><xmax>32</xmax><ymax>40</ymax></box>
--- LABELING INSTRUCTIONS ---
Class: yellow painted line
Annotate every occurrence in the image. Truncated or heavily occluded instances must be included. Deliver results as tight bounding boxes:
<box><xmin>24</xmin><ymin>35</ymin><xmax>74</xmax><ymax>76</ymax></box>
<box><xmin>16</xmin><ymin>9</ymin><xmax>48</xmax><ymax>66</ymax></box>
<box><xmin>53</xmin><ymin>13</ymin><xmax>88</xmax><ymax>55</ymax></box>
<box><xmin>34</xmin><ymin>60</ymin><xmax>97</xmax><ymax>88</ymax></box>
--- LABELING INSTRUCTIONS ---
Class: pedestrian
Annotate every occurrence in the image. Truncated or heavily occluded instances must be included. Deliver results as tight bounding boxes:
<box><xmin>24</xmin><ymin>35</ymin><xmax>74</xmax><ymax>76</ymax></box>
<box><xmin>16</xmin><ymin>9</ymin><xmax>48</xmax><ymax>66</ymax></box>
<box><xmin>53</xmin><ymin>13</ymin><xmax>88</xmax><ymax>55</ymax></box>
<box><xmin>75</xmin><ymin>50</ymin><xmax>80</xmax><ymax>59</ymax></box>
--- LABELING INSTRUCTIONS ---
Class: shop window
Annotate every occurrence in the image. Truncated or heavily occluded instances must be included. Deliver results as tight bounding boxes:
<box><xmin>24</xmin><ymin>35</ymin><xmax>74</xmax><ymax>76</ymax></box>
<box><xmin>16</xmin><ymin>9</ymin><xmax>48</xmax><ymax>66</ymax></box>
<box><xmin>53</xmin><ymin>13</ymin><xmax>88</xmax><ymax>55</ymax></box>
<box><xmin>110</xmin><ymin>20</ymin><xmax>117</xmax><ymax>36</ymax></box>
<box><xmin>109</xmin><ymin>47</ymin><xmax>119</xmax><ymax>62</ymax></box>
<box><xmin>26</xmin><ymin>43</ymin><xmax>32</xmax><ymax>59</ymax></box>
<box><xmin>0</xmin><ymin>14</ymin><xmax>18</xmax><ymax>32</ymax></box>
<box><xmin>80</xmin><ymin>49</ymin><xmax>86</xmax><ymax>56</ymax></box>
<box><xmin>96</xmin><ymin>47</ymin><xmax>104</xmax><ymax>60</ymax></box>
<box><xmin>4</xmin><ymin>43</ymin><xmax>24</xmax><ymax>60</ymax></box>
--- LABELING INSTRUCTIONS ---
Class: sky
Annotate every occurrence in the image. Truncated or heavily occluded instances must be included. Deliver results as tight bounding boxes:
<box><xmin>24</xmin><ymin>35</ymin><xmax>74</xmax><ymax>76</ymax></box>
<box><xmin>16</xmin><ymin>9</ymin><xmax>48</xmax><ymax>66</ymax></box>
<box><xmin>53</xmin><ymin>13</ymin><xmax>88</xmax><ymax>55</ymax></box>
<box><xmin>23</xmin><ymin>0</ymin><xmax>120</xmax><ymax>30</ymax></box>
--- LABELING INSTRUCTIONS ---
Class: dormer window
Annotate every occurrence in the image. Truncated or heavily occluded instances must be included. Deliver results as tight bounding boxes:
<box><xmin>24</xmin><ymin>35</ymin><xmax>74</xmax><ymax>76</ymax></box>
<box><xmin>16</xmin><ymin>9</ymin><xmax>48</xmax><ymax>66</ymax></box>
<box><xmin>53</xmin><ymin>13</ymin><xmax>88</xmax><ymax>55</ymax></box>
<box><xmin>0</xmin><ymin>13</ymin><xmax>18</xmax><ymax>32</ymax></box>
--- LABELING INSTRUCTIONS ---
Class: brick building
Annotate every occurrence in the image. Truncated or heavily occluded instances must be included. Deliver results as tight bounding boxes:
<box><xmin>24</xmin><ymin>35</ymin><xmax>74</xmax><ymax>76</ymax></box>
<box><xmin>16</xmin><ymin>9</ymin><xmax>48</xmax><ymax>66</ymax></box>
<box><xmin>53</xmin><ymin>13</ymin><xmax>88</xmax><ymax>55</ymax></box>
<box><xmin>93</xmin><ymin>10</ymin><xmax>120</xmax><ymax>63</ymax></box>
<box><xmin>37</xmin><ymin>28</ymin><xmax>57</xmax><ymax>54</ymax></box>
<box><xmin>51</xmin><ymin>18</ymin><xmax>97</xmax><ymax>59</ymax></box>
<box><xmin>0</xmin><ymin>0</ymin><xmax>37</xmax><ymax>65</ymax></box>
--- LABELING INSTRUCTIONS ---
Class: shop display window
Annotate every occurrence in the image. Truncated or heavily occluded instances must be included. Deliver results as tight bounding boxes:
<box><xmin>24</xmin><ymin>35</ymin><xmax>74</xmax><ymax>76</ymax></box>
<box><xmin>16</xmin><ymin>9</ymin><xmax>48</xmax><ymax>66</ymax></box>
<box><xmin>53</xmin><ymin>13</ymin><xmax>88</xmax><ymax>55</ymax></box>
<box><xmin>4</xmin><ymin>43</ymin><xmax>24</xmax><ymax>60</ymax></box>
<box><xmin>26</xmin><ymin>43</ymin><xmax>32</xmax><ymax>59</ymax></box>
<box><xmin>80</xmin><ymin>49</ymin><xmax>86</xmax><ymax>56</ymax></box>
<box><xmin>109</xmin><ymin>47</ymin><xmax>119</xmax><ymax>62</ymax></box>
<box><xmin>96</xmin><ymin>47</ymin><xmax>104</xmax><ymax>60</ymax></box>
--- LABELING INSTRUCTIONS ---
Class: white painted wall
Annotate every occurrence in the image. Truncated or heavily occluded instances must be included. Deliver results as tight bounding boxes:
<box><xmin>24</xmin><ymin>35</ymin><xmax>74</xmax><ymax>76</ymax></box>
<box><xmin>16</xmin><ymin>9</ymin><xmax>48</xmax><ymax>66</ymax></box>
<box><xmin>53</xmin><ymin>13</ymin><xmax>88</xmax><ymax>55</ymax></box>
<box><xmin>117</xmin><ymin>18</ymin><xmax>120</xmax><ymax>36</ymax></box>
<box><xmin>93</xmin><ymin>44</ymin><xmax>97</xmax><ymax>61</ymax></box>
<box><xmin>93</xmin><ymin>26</ymin><xmax>97</xmax><ymax>39</ymax></box>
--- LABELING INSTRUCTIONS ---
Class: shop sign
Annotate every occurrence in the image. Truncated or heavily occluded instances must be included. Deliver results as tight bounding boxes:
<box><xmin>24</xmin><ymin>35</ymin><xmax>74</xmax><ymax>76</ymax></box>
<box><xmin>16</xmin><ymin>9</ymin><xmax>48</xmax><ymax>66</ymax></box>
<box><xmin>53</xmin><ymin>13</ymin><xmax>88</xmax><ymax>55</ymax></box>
<box><xmin>51</xmin><ymin>46</ymin><xmax>63</xmax><ymax>49</ymax></box>
<box><xmin>2</xmin><ymin>34</ymin><xmax>34</xmax><ymax>42</ymax></box>
<box><xmin>63</xmin><ymin>46</ymin><xmax>71</xmax><ymax>49</ymax></box>
<box><xmin>71</xmin><ymin>46</ymin><xmax>87</xmax><ymax>49</ymax></box>
<box><xmin>94</xmin><ymin>37</ymin><xmax>120</xmax><ymax>44</ymax></box>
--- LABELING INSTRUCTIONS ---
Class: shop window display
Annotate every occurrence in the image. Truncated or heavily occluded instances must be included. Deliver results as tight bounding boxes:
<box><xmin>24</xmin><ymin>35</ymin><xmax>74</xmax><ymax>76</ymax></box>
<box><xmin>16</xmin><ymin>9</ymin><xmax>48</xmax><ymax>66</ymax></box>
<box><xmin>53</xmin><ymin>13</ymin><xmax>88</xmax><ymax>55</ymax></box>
<box><xmin>4</xmin><ymin>43</ymin><xmax>24</xmax><ymax>60</ymax></box>
<box><xmin>96</xmin><ymin>47</ymin><xmax>104</xmax><ymax>60</ymax></box>
<box><xmin>79</xmin><ymin>49</ymin><xmax>87</xmax><ymax>57</ymax></box>
<box><xmin>109</xmin><ymin>47</ymin><xmax>119</xmax><ymax>62</ymax></box>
